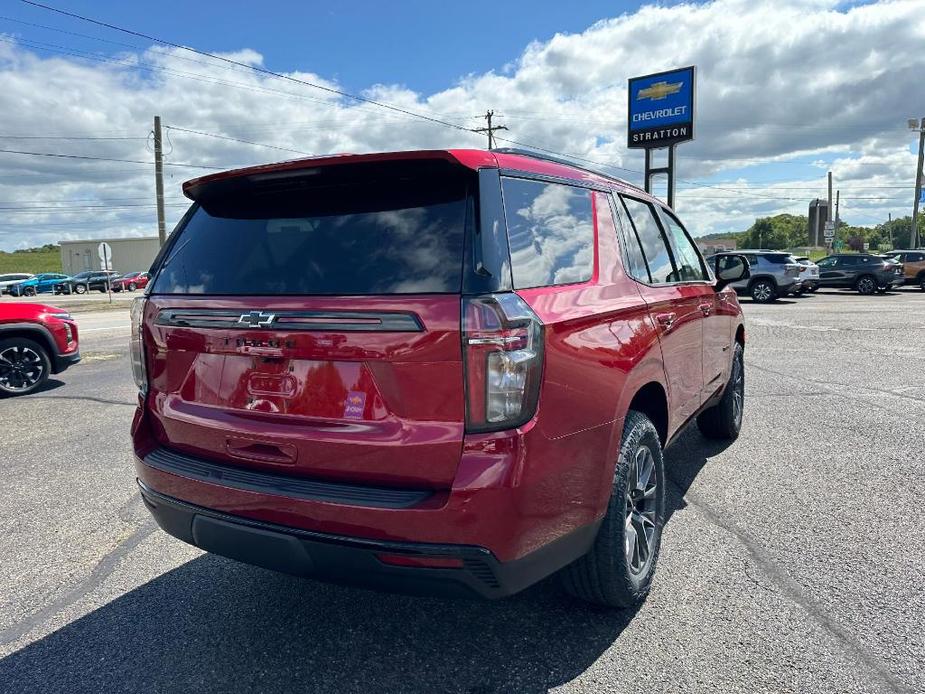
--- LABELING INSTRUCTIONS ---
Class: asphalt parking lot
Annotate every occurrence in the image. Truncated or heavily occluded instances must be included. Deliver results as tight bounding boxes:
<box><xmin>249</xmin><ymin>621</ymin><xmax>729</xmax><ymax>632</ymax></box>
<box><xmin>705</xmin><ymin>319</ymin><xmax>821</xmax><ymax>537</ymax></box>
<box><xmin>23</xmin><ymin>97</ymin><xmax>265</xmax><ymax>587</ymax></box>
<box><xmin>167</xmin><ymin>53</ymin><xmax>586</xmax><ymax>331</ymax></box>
<box><xmin>0</xmin><ymin>289</ymin><xmax>922</xmax><ymax>694</ymax></box>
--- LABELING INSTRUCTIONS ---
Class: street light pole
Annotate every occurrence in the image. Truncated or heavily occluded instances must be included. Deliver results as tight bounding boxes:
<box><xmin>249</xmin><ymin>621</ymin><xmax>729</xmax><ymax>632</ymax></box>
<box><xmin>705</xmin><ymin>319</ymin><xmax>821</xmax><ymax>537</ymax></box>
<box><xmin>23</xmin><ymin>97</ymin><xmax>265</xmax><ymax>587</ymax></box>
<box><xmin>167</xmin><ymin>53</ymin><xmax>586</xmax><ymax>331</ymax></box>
<box><xmin>910</xmin><ymin>117</ymin><xmax>925</xmax><ymax>249</ymax></box>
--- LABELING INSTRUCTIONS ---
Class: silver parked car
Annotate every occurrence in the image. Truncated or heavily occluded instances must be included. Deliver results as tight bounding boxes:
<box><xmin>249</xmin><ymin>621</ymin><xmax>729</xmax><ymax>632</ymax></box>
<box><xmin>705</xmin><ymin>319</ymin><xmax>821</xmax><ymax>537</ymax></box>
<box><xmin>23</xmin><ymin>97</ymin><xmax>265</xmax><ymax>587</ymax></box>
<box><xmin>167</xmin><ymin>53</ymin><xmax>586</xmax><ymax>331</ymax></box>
<box><xmin>707</xmin><ymin>250</ymin><xmax>803</xmax><ymax>303</ymax></box>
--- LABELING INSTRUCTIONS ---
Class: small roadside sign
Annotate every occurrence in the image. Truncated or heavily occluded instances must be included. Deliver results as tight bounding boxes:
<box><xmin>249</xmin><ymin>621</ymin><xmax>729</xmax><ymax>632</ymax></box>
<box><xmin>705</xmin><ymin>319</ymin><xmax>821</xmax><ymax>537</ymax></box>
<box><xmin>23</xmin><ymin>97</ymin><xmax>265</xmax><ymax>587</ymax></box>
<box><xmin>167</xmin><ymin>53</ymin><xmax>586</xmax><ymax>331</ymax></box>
<box><xmin>823</xmin><ymin>221</ymin><xmax>835</xmax><ymax>240</ymax></box>
<box><xmin>97</xmin><ymin>242</ymin><xmax>113</xmax><ymax>270</ymax></box>
<box><xmin>97</xmin><ymin>242</ymin><xmax>113</xmax><ymax>303</ymax></box>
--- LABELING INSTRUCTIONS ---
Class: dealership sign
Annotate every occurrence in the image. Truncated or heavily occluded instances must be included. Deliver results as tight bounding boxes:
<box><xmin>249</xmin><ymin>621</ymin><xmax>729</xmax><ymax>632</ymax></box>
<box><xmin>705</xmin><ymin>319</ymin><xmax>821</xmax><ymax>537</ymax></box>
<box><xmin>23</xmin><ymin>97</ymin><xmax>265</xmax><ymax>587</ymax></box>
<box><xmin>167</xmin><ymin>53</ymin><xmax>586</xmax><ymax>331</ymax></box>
<box><xmin>627</xmin><ymin>66</ymin><xmax>695</xmax><ymax>149</ymax></box>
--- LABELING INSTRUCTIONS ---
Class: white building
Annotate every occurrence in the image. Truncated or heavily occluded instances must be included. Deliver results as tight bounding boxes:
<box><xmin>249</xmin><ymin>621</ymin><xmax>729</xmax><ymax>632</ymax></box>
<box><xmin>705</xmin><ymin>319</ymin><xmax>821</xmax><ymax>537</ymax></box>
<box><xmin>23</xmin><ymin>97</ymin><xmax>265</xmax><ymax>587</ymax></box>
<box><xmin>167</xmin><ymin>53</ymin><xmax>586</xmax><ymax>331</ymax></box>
<box><xmin>59</xmin><ymin>237</ymin><xmax>161</xmax><ymax>275</ymax></box>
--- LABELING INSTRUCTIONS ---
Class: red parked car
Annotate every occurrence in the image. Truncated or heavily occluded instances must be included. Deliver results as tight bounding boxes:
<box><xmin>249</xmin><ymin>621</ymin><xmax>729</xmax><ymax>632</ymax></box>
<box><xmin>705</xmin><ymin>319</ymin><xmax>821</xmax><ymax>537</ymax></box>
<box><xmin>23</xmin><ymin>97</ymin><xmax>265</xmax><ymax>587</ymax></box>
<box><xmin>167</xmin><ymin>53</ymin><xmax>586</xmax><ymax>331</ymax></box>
<box><xmin>0</xmin><ymin>302</ymin><xmax>80</xmax><ymax>396</ymax></box>
<box><xmin>111</xmin><ymin>272</ymin><xmax>150</xmax><ymax>292</ymax></box>
<box><xmin>131</xmin><ymin>149</ymin><xmax>748</xmax><ymax>607</ymax></box>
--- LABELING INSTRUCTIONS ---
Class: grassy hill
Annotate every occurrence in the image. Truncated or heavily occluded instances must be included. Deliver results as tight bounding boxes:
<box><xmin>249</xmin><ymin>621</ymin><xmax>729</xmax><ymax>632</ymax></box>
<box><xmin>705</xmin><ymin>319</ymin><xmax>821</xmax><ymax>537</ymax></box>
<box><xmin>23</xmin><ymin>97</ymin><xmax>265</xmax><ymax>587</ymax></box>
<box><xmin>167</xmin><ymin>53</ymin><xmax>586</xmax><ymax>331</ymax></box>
<box><xmin>0</xmin><ymin>246</ymin><xmax>62</xmax><ymax>274</ymax></box>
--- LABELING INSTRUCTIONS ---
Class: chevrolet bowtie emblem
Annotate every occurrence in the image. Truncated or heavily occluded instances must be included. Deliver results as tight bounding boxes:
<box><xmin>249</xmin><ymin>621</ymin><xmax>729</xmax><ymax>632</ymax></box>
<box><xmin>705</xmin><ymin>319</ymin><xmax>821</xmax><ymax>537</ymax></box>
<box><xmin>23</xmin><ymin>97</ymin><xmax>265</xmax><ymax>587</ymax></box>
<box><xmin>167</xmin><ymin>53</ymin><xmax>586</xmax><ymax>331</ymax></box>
<box><xmin>637</xmin><ymin>81</ymin><xmax>683</xmax><ymax>101</ymax></box>
<box><xmin>237</xmin><ymin>311</ymin><xmax>276</xmax><ymax>328</ymax></box>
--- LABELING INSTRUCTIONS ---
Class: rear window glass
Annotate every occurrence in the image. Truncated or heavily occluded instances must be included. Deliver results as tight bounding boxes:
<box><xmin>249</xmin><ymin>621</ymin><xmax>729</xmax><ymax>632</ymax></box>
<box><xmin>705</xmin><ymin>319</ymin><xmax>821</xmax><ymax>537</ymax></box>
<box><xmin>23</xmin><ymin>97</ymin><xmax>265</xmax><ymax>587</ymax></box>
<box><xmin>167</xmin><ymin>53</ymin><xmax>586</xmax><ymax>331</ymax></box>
<box><xmin>500</xmin><ymin>177</ymin><xmax>594</xmax><ymax>289</ymax></box>
<box><xmin>762</xmin><ymin>254</ymin><xmax>791</xmax><ymax>264</ymax></box>
<box><xmin>152</xmin><ymin>172</ymin><xmax>469</xmax><ymax>295</ymax></box>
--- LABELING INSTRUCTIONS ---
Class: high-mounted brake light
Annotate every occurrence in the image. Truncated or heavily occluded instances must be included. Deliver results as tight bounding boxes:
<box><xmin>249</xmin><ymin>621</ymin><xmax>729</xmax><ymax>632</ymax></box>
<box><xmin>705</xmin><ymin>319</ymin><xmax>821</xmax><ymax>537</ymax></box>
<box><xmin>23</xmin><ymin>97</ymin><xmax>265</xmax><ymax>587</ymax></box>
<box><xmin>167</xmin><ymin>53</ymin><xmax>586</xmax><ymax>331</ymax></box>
<box><xmin>463</xmin><ymin>293</ymin><xmax>543</xmax><ymax>433</ymax></box>
<box><xmin>130</xmin><ymin>297</ymin><xmax>148</xmax><ymax>394</ymax></box>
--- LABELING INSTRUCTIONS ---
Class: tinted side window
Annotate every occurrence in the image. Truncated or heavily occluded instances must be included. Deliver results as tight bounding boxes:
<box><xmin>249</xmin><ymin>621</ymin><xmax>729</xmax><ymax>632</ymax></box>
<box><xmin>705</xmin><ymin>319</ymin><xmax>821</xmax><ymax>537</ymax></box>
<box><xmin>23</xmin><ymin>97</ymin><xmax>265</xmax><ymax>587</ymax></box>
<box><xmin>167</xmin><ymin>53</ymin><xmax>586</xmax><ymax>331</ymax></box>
<box><xmin>659</xmin><ymin>210</ymin><xmax>708</xmax><ymax>281</ymax></box>
<box><xmin>743</xmin><ymin>254</ymin><xmax>758</xmax><ymax>266</ymax></box>
<box><xmin>501</xmin><ymin>178</ymin><xmax>594</xmax><ymax>288</ymax></box>
<box><xmin>620</xmin><ymin>196</ymin><xmax>675</xmax><ymax>283</ymax></box>
<box><xmin>841</xmin><ymin>256</ymin><xmax>860</xmax><ymax>266</ymax></box>
<box><xmin>762</xmin><ymin>254</ymin><xmax>789</xmax><ymax>264</ymax></box>
<box><xmin>610</xmin><ymin>194</ymin><xmax>650</xmax><ymax>282</ymax></box>
<box><xmin>911</xmin><ymin>253</ymin><xmax>925</xmax><ymax>262</ymax></box>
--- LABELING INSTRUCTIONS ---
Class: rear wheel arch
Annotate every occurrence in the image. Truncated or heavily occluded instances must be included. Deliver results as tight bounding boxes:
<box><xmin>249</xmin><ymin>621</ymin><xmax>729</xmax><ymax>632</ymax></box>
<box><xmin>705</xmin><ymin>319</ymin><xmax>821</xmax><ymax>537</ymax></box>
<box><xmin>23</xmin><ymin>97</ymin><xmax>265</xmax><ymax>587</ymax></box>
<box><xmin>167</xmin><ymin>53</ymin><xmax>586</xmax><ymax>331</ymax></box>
<box><xmin>626</xmin><ymin>381</ymin><xmax>668</xmax><ymax>448</ymax></box>
<box><xmin>747</xmin><ymin>274</ymin><xmax>777</xmax><ymax>290</ymax></box>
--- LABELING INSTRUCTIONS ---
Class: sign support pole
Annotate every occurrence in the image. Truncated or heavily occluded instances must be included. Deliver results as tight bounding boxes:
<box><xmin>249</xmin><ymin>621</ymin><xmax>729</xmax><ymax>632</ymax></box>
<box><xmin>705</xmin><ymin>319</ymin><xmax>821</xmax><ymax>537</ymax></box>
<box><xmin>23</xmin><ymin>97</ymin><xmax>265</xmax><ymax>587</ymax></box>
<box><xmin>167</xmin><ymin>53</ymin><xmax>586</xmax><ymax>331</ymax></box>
<box><xmin>644</xmin><ymin>145</ymin><xmax>676</xmax><ymax>208</ymax></box>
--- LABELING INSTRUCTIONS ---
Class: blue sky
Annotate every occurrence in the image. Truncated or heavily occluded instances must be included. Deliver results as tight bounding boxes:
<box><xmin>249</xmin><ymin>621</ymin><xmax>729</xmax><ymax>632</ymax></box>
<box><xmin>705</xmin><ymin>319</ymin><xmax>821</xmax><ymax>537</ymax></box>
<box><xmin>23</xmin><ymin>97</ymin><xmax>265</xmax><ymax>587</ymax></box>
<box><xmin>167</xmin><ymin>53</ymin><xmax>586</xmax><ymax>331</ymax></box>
<box><xmin>10</xmin><ymin>1</ymin><xmax>645</xmax><ymax>94</ymax></box>
<box><xmin>0</xmin><ymin>0</ymin><xmax>921</xmax><ymax>249</ymax></box>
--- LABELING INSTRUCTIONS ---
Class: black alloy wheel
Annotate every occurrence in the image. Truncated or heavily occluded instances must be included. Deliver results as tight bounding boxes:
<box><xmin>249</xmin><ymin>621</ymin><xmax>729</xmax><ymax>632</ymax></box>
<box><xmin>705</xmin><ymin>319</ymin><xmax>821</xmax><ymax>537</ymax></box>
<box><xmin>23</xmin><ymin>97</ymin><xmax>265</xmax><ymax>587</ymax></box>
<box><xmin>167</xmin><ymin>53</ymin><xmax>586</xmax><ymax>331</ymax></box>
<box><xmin>0</xmin><ymin>338</ymin><xmax>50</xmax><ymax>396</ymax></box>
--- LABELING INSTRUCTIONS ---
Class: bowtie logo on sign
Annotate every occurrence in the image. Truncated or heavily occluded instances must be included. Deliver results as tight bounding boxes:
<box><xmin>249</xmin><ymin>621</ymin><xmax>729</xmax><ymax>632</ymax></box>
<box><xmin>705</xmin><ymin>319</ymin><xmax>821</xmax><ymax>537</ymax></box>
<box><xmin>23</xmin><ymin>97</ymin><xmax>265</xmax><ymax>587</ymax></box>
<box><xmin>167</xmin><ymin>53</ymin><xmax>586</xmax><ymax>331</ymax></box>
<box><xmin>637</xmin><ymin>81</ymin><xmax>683</xmax><ymax>101</ymax></box>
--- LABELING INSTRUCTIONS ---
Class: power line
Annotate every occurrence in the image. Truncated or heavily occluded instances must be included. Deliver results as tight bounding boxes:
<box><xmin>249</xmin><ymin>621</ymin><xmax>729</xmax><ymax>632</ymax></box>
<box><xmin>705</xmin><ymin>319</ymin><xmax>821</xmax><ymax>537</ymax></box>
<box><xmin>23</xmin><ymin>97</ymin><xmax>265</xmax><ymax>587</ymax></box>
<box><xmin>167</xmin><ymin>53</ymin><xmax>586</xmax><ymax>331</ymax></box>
<box><xmin>164</xmin><ymin>125</ymin><xmax>312</xmax><ymax>156</ymax></box>
<box><xmin>0</xmin><ymin>134</ymin><xmax>146</xmax><ymax>141</ymax></box>
<box><xmin>0</xmin><ymin>203</ymin><xmax>188</xmax><ymax>211</ymax></box>
<box><xmin>0</xmin><ymin>13</ymin><xmax>274</xmax><ymax>76</ymax></box>
<box><xmin>0</xmin><ymin>147</ymin><xmax>222</xmax><ymax>168</ymax></box>
<box><xmin>20</xmin><ymin>1</ymin><xmax>479</xmax><ymax>137</ymax></box>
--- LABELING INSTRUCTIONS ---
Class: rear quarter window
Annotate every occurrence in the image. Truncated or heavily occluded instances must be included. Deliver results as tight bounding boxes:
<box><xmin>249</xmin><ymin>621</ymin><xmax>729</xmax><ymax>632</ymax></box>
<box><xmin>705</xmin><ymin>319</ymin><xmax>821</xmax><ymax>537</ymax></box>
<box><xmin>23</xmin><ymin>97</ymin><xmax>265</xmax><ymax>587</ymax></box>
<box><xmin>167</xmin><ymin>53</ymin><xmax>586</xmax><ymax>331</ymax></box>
<box><xmin>500</xmin><ymin>177</ymin><xmax>594</xmax><ymax>289</ymax></box>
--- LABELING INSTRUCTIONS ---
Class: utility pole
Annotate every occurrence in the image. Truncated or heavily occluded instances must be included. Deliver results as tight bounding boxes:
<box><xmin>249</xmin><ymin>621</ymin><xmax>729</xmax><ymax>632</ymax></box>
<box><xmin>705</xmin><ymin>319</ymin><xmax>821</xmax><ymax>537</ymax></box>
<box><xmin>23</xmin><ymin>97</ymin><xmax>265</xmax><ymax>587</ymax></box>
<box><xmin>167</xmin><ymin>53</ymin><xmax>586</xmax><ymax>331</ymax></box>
<box><xmin>888</xmin><ymin>212</ymin><xmax>893</xmax><ymax>249</ymax></box>
<box><xmin>153</xmin><ymin>115</ymin><xmax>167</xmax><ymax>246</ymax></box>
<box><xmin>827</xmin><ymin>171</ymin><xmax>833</xmax><ymax>251</ymax></box>
<box><xmin>909</xmin><ymin>117</ymin><xmax>925</xmax><ymax>249</ymax></box>
<box><xmin>835</xmin><ymin>190</ymin><xmax>840</xmax><ymax>248</ymax></box>
<box><xmin>473</xmin><ymin>110</ymin><xmax>508</xmax><ymax>150</ymax></box>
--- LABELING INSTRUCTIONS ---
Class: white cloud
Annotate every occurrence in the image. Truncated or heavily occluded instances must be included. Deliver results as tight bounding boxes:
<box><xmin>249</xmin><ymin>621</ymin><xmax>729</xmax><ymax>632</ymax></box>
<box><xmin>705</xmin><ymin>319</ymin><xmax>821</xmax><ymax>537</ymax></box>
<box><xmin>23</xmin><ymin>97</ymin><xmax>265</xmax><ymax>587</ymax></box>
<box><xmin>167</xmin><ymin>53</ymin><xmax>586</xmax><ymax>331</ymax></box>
<box><xmin>0</xmin><ymin>0</ymin><xmax>923</xmax><ymax>251</ymax></box>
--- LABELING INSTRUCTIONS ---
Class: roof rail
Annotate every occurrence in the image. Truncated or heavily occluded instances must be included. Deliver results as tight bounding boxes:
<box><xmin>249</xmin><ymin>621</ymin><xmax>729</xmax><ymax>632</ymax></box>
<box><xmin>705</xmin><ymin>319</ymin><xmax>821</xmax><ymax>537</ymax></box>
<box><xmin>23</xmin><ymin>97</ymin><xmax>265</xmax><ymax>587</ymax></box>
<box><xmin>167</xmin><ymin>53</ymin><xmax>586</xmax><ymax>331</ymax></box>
<box><xmin>492</xmin><ymin>147</ymin><xmax>635</xmax><ymax>188</ymax></box>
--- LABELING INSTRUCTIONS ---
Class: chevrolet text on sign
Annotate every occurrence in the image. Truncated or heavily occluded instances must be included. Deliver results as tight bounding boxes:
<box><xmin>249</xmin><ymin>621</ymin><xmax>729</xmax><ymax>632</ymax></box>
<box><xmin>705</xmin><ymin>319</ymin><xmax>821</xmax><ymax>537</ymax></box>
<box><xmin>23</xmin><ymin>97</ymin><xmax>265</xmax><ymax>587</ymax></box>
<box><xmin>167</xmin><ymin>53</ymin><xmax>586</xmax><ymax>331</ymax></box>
<box><xmin>627</xmin><ymin>66</ymin><xmax>695</xmax><ymax>149</ymax></box>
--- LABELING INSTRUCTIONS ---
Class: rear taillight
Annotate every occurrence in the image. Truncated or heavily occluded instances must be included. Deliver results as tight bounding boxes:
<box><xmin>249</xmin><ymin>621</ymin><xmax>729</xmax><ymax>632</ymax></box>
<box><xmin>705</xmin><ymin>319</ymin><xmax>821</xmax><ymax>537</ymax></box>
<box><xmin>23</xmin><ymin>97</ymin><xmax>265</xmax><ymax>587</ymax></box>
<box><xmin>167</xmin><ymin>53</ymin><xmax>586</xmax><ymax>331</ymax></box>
<box><xmin>462</xmin><ymin>293</ymin><xmax>543</xmax><ymax>433</ymax></box>
<box><xmin>130</xmin><ymin>297</ymin><xmax>148</xmax><ymax>394</ymax></box>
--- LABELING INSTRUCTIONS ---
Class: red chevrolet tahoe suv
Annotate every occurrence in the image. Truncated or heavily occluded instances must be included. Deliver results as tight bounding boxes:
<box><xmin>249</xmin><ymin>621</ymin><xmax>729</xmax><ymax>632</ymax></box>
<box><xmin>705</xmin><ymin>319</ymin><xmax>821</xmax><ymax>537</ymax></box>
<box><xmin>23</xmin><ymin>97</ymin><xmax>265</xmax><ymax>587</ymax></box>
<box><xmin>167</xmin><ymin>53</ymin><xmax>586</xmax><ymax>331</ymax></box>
<box><xmin>131</xmin><ymin>149</ymin><xmax>748</xmax><ymax>607</ymax></box>
<box><xmin>0</xmin><ymin>302</ymin><xmax>80</xmax><ymax>396</ymax></box>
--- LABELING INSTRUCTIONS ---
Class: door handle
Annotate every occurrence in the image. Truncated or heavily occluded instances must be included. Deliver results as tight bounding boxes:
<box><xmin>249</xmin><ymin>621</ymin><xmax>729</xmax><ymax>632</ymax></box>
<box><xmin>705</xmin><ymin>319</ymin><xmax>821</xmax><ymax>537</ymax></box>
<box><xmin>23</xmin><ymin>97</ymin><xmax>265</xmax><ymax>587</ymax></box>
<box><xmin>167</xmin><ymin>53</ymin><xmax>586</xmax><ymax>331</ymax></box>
<box><xmin>655</xmin><ymin>312</ymin><xmax>676</xmax><ymax>330</ymax></box>
<box><xmin>699</xmin><ymin>302</ymin><xmax>712</xmax><ymax>316</ymax></box>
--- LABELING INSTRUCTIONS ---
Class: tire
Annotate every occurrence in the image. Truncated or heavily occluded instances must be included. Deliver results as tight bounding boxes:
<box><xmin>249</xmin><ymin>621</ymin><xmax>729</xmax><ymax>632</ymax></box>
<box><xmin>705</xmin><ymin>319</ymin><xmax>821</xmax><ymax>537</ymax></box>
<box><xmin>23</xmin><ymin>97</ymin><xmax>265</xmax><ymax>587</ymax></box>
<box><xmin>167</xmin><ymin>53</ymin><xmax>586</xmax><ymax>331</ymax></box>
<box><xmin>560</xmin><ymin>410</ymin><xmax>666</xmax><ymax>608</ymax></box>
<box><xmin>918</xmin><ymin>275</ymin><xmax>925</xmax><ymax>292</ymax></box>
<box><xmin>855</xmin><ymin>275</ymin><xmax>877</xmax><ymax>295</ymax></box>
<box><xmin>74</xmin><ymin>284</ymin><xmax>87</xmax><ymax>295</ymax></box>
<box><xmin>750</xmin><ymin>279</ymin><xmax>776</xmax><ymax>303</ymax></box>
<box><xmin>128</xmin><ymin>282</ymin><xmax>137</xmax><ymax>291</ymax></box>
<box><xmin>24</xmin><ymin>286</ymin><xmax>36</xmax><ymax>297</ymax></box>
<box><xmin>697</xmin><ymin>342</ymin><xmax>745</xmax><ymax>440</ymax></box>
<box><xmin>0</xmin><ymin>337</ymin><xmax>51</xmax><ymax>396</ymax></box>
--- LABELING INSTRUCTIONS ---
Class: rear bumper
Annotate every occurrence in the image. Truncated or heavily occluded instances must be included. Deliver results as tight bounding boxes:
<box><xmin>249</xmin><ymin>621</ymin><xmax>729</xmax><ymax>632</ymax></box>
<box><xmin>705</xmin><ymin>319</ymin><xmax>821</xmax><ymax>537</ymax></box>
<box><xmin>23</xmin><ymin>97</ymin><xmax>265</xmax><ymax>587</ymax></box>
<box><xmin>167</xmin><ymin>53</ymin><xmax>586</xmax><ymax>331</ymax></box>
<box><xmin>138</xmin><ymin>479</ymin><xmax>599</xmax><ymax>599</ymax></box>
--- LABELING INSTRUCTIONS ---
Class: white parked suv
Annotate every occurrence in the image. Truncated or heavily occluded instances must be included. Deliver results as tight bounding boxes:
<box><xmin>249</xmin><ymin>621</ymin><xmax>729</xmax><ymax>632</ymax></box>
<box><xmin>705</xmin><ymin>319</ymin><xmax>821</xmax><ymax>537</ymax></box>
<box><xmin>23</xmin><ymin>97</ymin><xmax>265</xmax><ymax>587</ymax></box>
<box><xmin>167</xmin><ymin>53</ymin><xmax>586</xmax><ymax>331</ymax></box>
<box><xmin>0</xmin><ymin>273</ymin><xmax>34</xmax><ymax>295</ymax></box>
<box><xmin>793</xmin><ymin>257</ymin><xmax>820</xmax><ymax>292</ymax></box>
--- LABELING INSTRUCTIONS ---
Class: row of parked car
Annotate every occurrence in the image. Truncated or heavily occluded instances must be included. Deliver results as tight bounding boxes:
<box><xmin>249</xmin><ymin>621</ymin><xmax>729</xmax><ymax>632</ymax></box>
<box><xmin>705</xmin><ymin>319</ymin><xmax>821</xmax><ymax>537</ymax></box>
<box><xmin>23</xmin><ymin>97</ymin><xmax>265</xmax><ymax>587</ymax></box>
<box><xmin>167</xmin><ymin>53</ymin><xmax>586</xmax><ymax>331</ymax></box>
<box><xmin>0</xmin><ymin>270</ymin><xmax>151</xmax><ymax>297</ymax></box>
<box><xmin>707</xmin><ymin>249</ymin><xmax>924</xmax><ymax>303</ymax></box>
